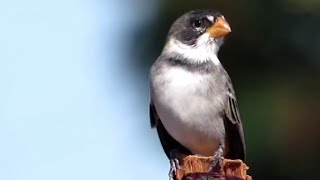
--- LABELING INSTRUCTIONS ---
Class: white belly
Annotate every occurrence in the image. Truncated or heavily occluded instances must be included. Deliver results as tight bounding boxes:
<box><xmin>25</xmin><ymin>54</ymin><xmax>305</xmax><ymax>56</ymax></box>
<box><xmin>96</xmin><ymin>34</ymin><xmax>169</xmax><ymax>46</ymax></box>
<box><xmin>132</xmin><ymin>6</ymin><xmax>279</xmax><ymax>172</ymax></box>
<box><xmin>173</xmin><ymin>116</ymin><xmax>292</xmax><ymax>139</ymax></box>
<box><xmin>152</xmin><ymin>67</ymin><xmax>225</xmax><ymax>156</ymax></box>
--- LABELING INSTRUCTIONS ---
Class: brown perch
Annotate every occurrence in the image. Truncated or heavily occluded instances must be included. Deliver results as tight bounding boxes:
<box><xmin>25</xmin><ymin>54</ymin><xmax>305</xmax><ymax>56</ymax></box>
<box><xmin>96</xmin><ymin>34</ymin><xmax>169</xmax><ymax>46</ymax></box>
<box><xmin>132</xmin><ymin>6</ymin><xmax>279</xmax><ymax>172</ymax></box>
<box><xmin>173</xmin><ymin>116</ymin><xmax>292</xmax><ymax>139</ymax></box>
<box><xmin>175</xmin><ymin>155</ymin><xmax>252</xmax><ymax>180</ymax></box>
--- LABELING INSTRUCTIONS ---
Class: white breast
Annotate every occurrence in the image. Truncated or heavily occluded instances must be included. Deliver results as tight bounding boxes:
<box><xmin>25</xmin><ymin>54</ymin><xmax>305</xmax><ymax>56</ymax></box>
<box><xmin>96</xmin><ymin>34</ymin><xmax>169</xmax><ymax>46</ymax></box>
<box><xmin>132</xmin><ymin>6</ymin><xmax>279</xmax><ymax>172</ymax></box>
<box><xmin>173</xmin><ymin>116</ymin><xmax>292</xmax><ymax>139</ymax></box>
<box><xmin>151</xmin><ymin>66</ymin><xmax>225</xmax><ymax>156</ymax></box>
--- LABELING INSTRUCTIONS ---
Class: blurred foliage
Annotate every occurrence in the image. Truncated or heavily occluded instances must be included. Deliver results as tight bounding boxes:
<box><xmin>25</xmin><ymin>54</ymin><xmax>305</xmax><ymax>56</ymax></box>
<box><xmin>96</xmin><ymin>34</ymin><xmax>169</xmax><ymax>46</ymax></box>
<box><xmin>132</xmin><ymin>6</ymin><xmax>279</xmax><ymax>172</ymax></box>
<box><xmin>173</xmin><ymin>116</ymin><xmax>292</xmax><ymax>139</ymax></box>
<box><xmin>130</xmin><ymin>0</ymin><xmax>320</xmax><ymax>179</ymax></box>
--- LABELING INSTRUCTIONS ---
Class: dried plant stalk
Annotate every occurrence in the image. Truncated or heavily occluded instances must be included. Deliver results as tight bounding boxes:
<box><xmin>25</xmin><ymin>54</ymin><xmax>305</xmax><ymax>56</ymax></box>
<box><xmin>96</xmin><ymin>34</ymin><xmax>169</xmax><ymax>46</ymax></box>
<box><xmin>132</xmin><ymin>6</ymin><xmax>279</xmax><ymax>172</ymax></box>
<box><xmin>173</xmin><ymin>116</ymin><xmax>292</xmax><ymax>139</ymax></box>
<box><xmin>175</xmin><ymin>155</ymin><xmax>252</xmax><ymax>180</ymax></box>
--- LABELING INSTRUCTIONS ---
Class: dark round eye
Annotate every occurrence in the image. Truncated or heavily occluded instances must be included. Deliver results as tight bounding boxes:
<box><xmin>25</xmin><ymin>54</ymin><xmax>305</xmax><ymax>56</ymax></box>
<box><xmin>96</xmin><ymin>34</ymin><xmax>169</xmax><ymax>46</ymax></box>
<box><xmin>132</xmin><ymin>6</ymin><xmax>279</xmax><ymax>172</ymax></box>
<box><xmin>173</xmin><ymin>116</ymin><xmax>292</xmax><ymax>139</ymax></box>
<box><xmin>193</xmin><ymin>19</ymin><xmax>203</xmax><ymax>28</ymax></box>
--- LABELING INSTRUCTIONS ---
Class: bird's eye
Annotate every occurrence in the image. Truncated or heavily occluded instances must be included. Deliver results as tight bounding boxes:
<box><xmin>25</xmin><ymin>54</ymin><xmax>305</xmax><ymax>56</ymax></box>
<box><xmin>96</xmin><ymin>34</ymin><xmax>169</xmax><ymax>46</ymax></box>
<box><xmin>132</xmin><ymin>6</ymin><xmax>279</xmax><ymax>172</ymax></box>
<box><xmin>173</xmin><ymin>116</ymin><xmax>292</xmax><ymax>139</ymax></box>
<box><xmin>193</xmin><ymin>19</ymin><xmax>203</xmax><ymax>28</ymax></box>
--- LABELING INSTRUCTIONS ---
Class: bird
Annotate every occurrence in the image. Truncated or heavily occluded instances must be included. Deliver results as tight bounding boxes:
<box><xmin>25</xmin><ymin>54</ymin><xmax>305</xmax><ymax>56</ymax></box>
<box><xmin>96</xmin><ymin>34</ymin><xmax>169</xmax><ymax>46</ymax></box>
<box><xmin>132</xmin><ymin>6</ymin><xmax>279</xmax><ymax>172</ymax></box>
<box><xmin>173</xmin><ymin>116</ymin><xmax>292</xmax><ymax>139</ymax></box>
<box><xmin>149</xmin><ymin>9</ymin><xmax>246</xmax><ymax>177</ymax></box>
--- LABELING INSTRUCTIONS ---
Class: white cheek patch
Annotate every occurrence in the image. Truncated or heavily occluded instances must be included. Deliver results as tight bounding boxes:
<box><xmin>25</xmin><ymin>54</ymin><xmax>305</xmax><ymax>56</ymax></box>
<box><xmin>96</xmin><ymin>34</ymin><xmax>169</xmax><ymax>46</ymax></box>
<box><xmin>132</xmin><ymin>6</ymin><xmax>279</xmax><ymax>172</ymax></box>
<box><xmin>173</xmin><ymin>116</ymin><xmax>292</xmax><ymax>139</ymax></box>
<box><xmin>207</xmin><ymin>15</ymin><xmax>214</xmax><ymax>22</ymax></box>
<box><xmin>163</xmin><ymin>33</ymin><xmax>221</xmax><ymax>65</ymax></box>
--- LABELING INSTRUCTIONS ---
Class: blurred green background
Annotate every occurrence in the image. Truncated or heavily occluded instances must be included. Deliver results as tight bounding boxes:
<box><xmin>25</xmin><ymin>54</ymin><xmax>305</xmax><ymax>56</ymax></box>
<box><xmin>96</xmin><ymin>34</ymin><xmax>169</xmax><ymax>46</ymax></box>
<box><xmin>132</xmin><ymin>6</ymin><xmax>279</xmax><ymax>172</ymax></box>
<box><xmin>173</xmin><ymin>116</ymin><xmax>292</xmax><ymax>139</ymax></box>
<box><xmin>133</xmin><ymin>0</ymin><xmax>320</xmax><ymax>179</ymax></box>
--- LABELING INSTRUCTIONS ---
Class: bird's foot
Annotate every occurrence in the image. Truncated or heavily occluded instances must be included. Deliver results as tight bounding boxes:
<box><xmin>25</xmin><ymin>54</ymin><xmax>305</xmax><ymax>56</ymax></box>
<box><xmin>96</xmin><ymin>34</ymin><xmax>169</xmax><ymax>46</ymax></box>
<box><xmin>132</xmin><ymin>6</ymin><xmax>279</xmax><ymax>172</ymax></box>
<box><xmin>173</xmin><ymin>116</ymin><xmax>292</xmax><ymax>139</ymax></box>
<box><xmin>169</xmin><ymin>158</ymin><xmax>180</xmax><ymax>180</ymax></box>
<box><xmin>208</xmin><ymin>145</ymin><xmax>224</xmax><ymax>174</ymax></box>
<box><xmin>169</xmin><ymin>150</ymin><xmax>182</xmax><ymax>180</ymax></box>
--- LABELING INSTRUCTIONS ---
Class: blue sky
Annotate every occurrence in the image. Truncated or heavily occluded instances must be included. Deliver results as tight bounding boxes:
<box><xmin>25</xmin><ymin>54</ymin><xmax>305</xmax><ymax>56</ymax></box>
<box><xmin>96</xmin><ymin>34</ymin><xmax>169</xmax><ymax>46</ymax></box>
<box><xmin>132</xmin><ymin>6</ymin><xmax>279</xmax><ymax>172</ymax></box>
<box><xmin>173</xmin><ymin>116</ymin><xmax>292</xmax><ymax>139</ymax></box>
<box><xmin>0</xmin><ymin>0</ymin><xmax>168</xmax><ymax>179</ymax></box>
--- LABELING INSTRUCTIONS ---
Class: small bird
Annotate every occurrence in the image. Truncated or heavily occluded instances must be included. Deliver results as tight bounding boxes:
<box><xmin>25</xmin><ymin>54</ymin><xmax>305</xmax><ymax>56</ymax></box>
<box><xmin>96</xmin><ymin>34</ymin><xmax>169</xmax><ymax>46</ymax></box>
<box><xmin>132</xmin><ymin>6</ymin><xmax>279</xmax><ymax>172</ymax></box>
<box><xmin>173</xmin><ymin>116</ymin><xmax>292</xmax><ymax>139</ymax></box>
<box><xmin>149</xmin><ymin>9</ymin><xmax>246</xmax><ymax>177</ymax></box>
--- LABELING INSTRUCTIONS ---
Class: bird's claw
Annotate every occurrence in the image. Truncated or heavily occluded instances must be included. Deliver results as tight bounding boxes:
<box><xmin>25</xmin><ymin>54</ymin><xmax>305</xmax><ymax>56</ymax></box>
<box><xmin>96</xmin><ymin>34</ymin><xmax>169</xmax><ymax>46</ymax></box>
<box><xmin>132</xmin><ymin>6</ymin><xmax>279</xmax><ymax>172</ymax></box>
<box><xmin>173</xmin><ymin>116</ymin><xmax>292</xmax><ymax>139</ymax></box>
<box><xmin>169</xmin><ymin>158</ymin><xmax>180</xmax><ymax>180</ymax></box>
<box><xmin>209</xmin><ymin>145</ymin><xmax>224</xmax><ymax>173</ymax></box>
<box><xmin>169</xmin><ymin>150</ymin><xmax>182</xmax><ymax>180</ymax></box>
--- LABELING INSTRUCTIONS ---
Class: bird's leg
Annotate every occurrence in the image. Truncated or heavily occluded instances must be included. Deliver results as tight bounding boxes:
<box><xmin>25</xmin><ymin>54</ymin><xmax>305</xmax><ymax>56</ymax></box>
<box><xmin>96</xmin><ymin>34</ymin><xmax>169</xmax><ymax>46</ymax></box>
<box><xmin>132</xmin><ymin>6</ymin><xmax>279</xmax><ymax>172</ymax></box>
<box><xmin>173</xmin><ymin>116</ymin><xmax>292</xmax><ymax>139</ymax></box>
<box><xmin>208</xmin><ymin>144</ymin><xmax>224</xmax><ymax>173</ymax></box>
<box><xmin>169</xmin><ymin>150</ymin><xmax>182</xmax><ymax>180</ymax></box>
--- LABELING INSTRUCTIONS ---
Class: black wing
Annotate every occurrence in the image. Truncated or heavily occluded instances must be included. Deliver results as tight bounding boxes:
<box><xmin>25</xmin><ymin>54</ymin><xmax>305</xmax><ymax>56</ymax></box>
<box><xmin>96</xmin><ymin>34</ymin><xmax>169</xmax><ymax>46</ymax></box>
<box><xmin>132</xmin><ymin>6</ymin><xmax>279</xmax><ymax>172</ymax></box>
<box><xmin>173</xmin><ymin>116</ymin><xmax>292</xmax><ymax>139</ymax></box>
<box><xmin>149</xmin><ymin>103</ymin><xmax>191</xmax><ymax>159</ymax></box>
<box><xmin>149</xmin><ymin>103</ymin><xmax>158</xmax><ymax>128</ymax></box>
<box><xmin>223</xmin><ymin>80</ymin><xmax>246</xmax><ymax>161</ymax></box>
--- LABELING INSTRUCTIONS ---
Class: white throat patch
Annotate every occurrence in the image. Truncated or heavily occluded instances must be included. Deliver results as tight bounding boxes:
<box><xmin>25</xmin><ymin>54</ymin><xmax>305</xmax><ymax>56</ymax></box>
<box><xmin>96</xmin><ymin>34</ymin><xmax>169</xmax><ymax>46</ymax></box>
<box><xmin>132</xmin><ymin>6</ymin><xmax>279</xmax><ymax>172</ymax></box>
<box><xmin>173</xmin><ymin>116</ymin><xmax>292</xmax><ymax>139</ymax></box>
<box><xmin>162</xmin><ymin>33</ymin><xmax>221</xmax><ymax>65</ymax></box>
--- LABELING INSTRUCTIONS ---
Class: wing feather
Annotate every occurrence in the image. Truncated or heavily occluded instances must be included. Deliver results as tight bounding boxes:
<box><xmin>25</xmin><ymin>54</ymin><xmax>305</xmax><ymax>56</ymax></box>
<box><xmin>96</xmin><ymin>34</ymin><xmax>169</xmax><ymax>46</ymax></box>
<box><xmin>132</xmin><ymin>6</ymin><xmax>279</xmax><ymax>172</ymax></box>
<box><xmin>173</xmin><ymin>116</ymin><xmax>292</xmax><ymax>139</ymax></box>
<box><xmin>223</xmin><ymin>79</ymin><xmax>246</xmax><ymax>160</ymax></box>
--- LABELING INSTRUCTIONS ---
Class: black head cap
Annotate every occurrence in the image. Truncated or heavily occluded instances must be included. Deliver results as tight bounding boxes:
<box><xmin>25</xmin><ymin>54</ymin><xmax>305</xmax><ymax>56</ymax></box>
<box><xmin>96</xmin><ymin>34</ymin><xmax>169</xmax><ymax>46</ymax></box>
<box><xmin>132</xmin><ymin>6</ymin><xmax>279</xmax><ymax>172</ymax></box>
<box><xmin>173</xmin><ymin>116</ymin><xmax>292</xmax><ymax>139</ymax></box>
<box><xmin>167</xmin><ymin>10</ymin><xmax>223</xmax><ymax>46</ymax></box>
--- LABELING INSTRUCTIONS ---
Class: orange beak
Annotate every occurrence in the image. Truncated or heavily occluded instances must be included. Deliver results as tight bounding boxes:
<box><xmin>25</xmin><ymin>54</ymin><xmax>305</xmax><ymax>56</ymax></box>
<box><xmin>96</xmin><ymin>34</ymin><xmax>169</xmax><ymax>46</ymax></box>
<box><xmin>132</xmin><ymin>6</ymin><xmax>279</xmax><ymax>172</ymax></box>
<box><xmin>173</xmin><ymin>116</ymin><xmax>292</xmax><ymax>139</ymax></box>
<box><xmin>207</xmin><ymin>17</ymin><xmax>231</xmax><ymax>38</ymax></box>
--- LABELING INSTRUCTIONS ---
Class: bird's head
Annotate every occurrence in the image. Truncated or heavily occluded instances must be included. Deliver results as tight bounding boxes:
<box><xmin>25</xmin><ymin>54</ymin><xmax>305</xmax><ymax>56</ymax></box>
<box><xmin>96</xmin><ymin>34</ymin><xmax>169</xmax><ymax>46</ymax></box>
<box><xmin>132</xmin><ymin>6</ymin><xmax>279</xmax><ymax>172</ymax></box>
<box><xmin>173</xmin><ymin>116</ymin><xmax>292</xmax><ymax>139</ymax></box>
<box><xmin>162</xmin><ymin>10</ymin><xmax>231</xmax><ymax>65</ymax></box>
